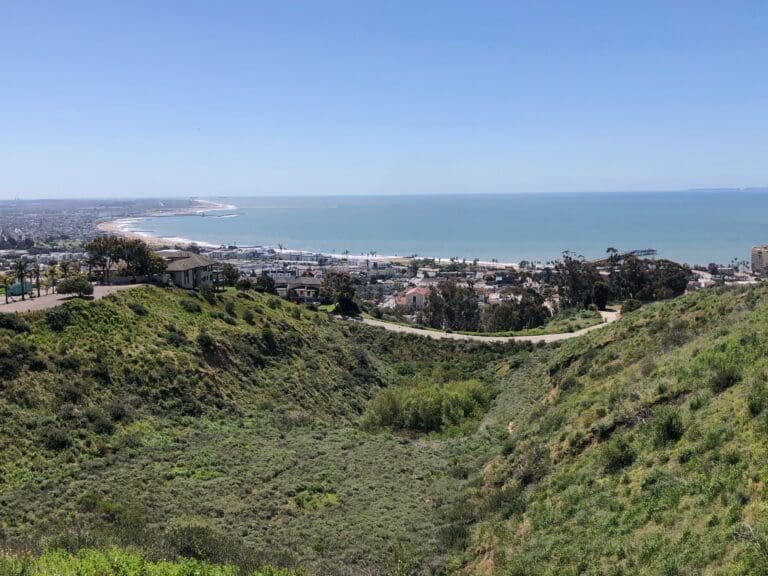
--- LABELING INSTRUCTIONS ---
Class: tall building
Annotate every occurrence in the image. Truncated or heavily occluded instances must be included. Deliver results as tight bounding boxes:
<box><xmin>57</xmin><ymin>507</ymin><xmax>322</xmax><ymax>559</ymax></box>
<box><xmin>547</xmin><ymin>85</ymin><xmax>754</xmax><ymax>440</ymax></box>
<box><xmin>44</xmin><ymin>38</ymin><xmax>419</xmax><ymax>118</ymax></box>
<box><xmin>751</xmin><ymin>246</ymin><xmax>768</xmax><ymax>275</ymax></box>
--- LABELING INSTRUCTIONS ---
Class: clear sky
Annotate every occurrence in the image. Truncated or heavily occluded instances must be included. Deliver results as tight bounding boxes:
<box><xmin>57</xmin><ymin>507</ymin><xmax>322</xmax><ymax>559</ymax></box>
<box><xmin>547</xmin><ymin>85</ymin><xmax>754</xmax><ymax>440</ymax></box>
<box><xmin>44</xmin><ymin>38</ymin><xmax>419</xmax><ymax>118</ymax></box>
<box><xmin>2</xmin><ymin>1</ymin><xmax>767</xmax><ymax>199</ymax></box>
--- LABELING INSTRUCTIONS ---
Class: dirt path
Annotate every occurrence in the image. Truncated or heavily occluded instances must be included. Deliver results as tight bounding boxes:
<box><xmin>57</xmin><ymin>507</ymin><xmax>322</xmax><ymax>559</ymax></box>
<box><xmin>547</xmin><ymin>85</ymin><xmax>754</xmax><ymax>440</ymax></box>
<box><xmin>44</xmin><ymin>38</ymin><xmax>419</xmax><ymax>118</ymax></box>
<box><xmin>0</xmin><ymin>284</ymin><xmax>142</xmax><ymax>314</ymax></box>
<box><xmin>356</xmin><ymin>310</ymin><xmax>619</xmax><ymax>343</ymax></box>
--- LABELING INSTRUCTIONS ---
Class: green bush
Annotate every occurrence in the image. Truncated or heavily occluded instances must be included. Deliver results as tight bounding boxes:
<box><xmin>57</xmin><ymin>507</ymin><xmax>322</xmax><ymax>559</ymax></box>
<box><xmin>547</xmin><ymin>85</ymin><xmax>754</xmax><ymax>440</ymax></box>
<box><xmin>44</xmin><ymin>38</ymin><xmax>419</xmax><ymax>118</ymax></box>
<box><xmin>42</xmin><ymin>427</ymin><xmax>71</xmax><ymax>451</ymax></box>
<box><xmin>622</xmin><ymin>299</ymin><xmax>642</xmax><ymax>313</ymax></box>
<box><xmin>180</xmin><ymin>299</ymin><xmax>202</xmax><ymax>313</ymax></box>
<box><xmin>57</xmin><ymin>275</ymin><xmax>93</xmax><ymax>297</ymax></box>
<box><xmin>197</xmin><ymin>331</ymin><xmax>217</xmax><ymax>354</ymax></box>
<box><xmin>710</xmin><ymin>363</ymin><xmax>741</xmax><ymax>393</ymax></box>
<box><xmin>45</xmin><ymin>307</ymin><xmax>72</xmax><ymax>332</ymax></box>
<box><xmin>199</xmin><ymin>283</ymin><xmax>216</xmax><ymax>304</ymax></box>
<box><xmin>0</xmin><ymin>548</ymin><xmax>299</xmax><ymax>576</ymax></box>
<box><xmin>127</xmin><ymin>302</ymin><xmax>149</xmax><ymax>316</ymax></box>
<box><xmin>0</xmin><ymin>313</ymin><xmax>30</xmax><ymax>333</ymax></box>
<box><xmin>362</xmin><ymin>379</ymin><xmax>493</xmax><ymax>433</ymax></box>
<box><xmin>652</xmin><ymin>406</ymin><xmax>684</xmax><ymax>446</ymax></box>
<box><xmin>748</xmin><ymin>383</ymin><xmax>767</xmax><ymax>416</ymax></box>
<box><xmin>603</xmin><ymin>435</ymin><xmax>636</xmax><ymax>473</ymax></box>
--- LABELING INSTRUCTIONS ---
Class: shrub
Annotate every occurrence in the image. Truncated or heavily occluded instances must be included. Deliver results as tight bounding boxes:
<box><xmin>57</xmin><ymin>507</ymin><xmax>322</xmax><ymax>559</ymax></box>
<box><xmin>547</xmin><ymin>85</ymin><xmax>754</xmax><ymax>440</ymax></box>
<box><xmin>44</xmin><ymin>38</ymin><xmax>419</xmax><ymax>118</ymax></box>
<box><xmin>42</xmin><ymin>427</ymin><xmax>71</xmax><ymax>451</ymax></box>
<box><xmin>180</xmin><ymin>299</ymin><xmax>202</xmax><ymax>313</ymax></box>
<box><xmin>710</xmin><ymin>363</ymin><xmax>741</xmax><ymax>393</ymax></box>
<box><xmin>243</xmin><ymin>310</ymin><xmax>255</xmax><ymax>325</ymax></box>
<box><xmin>45</xmin><ymin>307</ymin><xmax>72</xmax><ymax>332</ymax></box>
<box><xmin>57</xmin><ymin>275</ymin><xmax>93</xmax><ymax>297</ymax></box>
<box><xmin>362</xmin><ymin>380</ymin><xmax>494</xmax><ymax>433</ymax></box>
<box><xmin>163</xmin><ymin>520</ymin><xmax>239</xmax><ymax>564</ymax></box>
<box><xmin>0</xmin><ymin>313</ymin><xmax>30</xmax><ymax>333</ymax></box>
<box><xmin>108</xmin><ymin>401</ymin><xmax>131</xmax><ymax>422</ymax></box>
<box><xmin>747</xmin><ymin>383</ymin><xmax>766</xmax><ymax>416</ymax></box>
<box><xmin>603</xmin><ymin>435</ymin><xmax>636</xmax><ymax>473</ymax></box>
<box><xmin>197</xmin><ymin>331</ymin><xmax>217</xmax><ymax>354</ymax></box>
<box><xmin>235</xmin><ymin>278</ymin><xmax>253</xmax><ymax>291</ymax></box>
<box><xmin>199</xmin><ymin>283</ymin><xmax>216</xmax><ymax>304</ymax></box>
<box><xmin>224</xmin><ymin>300</ymin><xmax>236</xmax><ymax>317</ymax></box>
<box><xmin>166</xmin><ymin>327</ymin><xmax>188</xmax><ymax>347</ymax></box>
<box><xmin>653</xmin><ymin>406</ymin><xmax>684</xmax><ymax>445</ymax></box>
<box><xmin>57</xmin><ymin>354</ymin><xmax>81</xmax><ymax>370</ymax></box>
<box><xmin>0</xmin><ymin>339</ymin><xmax>34</xmax><ymax>379</ymax></box>
<box><xmin>623</xmin><ymin>299</ymin><xmax>642</xmax><ymax>313</ymax></box>
<box><xmin>28</xmin><ymin>356</ymin><xmax>48</xmax><ymax>371</ymax></box>
<box><xmin>127</xmin><ymin>302</ymin><xmax>149</xmax><ymax>316</ymax></box>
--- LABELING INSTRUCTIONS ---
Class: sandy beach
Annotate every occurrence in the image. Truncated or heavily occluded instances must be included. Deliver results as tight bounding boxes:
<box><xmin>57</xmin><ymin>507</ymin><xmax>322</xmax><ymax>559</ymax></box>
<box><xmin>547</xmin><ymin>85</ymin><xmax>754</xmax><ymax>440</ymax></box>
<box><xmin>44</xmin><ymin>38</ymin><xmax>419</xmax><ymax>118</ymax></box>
<box><xmin>96</xmin><ymin>199</ymin><xmax>233</xmax><ymax>248</ymax></box>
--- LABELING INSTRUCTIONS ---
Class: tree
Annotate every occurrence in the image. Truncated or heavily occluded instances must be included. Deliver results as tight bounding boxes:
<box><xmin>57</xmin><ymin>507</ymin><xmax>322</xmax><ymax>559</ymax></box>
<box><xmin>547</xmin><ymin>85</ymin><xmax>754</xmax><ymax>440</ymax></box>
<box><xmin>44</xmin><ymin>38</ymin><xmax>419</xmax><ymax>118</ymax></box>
<box><xmin>33</xmin><ymin>263</ymin><xmax>41</xmax><ymax>297</ymax></box>
<box><xmin>553</xmin><ymin>252</ymin><xmax>601</xmax><ymax>309</ymax></box>
<box><xmin>46</xmin><ymin>262</ymin><xmax>58</xmax><ymax>294</ymax></box>
<box><xmin>57</xmin><ymin>275</ymin><xmax>94</xmax><ymax>297</ymax></box>
<box><xmin>321</xmin><ymin>272</ymin><xmax>359</xmax><ymax>315</ymax></box>
<box><xmin>12</xmin><ymin>259</ymin><xmax>29</xmax><ymax>301</ymax></box>
<box><xmin>254</xmin><ymin>274</ymin><xmax>277</xmax><ymax>295</ymax></box>
<box><xmin>440</xmin><ymin>279</ymin><xmax>480</xmax><ymax>331</ymax></box>
<box><xmin>1</xmin><ymin>274</ymin><xmax>9</xmax><ymax>304</ymax></box>
<box><xmin>420</xmin><ymin>280</ymin><xmax>480</xmax><ymax>331</ymax></box>
<box><xmin>85</xmin><ymin>237</ymin><xmax>166</xmax><ymax>283</ymax></box>
<box><xmin>85</xmin><ymin>237</ymin><xmax>123</xmax><ymax>284</ymax></box>
<box><xmin>235</xmin><ymin>277</ymin><xmax>253</xmax><ymax>291</ymax></box>
<box><xmin>220</xmin><ymin>263</ymin><xmax>240</xmax><ymax>287</ymax></box>
<box><xmin>483</xmin><ymin>290</ymin><xmax>551</xmax><ymax>332</ymax></box>
<box><xmin>59</xmin><ymin>260</ymin><xmax>71</xmax><ymax>278</ymax></box>
<box><xmin>420</xmin><ymin>287</ymin><xmax>446</xmax><ymax>328</ymax></box>
<box><xmin>119</xmin><ymin>239</ymin><xmax>167</xmax><ymax>277</ymax></box>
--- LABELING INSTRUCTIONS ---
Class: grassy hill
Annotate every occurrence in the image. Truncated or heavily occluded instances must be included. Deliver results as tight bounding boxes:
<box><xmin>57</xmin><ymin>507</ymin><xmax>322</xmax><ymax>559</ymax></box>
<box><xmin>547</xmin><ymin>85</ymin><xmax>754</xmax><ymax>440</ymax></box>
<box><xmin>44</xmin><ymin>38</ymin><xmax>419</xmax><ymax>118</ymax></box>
<box><xmin>463</xmin><ymin>284</ymin><xmax>768</xmax><ymax>575</ymax></box>
<box><xmin>0</xmin><ymin>286</ymin><xmax>517</xmax><ymax>575</ymax></box>
<box><xmin>3</xmin><ymin>284</ymin><xmax>768</xmax><ymax>574</ymax></box>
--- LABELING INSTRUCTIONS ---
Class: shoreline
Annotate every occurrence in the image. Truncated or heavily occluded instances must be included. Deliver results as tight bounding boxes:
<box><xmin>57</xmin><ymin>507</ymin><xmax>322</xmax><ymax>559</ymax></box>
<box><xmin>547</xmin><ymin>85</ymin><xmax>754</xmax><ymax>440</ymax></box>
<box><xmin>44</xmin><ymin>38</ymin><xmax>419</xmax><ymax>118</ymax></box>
<box><xmin>96</xmin><ymin>198</ymin><xmax>521</xmax><ymax>267</ymax></box>
<box><xmin>96</xmin><ymin>199</ymin><xmax>233</xmax><ymax>249</ymax></box>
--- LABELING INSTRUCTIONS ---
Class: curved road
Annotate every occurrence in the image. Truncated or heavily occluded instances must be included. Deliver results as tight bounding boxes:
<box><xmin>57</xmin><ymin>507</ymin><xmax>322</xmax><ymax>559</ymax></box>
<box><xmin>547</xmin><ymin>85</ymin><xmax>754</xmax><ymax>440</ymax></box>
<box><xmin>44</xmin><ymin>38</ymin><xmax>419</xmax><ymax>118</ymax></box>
<box><xmin>356</xmin><ymin>310</ymin><xmax>619</xmax><ymax>343</ymax></box>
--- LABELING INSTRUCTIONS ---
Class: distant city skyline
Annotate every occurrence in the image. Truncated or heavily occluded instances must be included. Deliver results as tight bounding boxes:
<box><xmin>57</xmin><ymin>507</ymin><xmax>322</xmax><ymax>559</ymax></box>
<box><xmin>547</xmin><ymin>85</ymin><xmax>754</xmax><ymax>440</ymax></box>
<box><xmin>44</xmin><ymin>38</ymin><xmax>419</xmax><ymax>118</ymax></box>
<box><xmin>2</xmin><ymin>1</ymin><xmax>768</xmax><ymax>199</ymax></box>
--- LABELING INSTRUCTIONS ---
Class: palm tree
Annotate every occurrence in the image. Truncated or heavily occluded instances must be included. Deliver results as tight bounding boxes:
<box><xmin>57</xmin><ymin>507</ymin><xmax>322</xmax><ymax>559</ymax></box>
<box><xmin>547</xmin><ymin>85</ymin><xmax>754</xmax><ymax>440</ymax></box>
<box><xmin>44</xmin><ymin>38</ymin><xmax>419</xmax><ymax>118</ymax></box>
<box><xmin>1</xmin><ymin>274</ymin><xmax>9</xmax><ymax>304</ymax></box>
<box><xmin>12</xmin><ymin>259</ymin><xmax>29</xmax><ymax>301</ymax></box>
<box><xmin>47</xmin><ymin>262</ymin><xmax>58</xmax><ymax>294</ymax></box>
<box><xmin>60</xmin><ymin>260</ymin><xmax>71</xmax><ymax>278</ymax></box>
<box><xmin>33</xmin><ymin>263</ymin><xmax>41</xmax><ymax>297</ymax></box>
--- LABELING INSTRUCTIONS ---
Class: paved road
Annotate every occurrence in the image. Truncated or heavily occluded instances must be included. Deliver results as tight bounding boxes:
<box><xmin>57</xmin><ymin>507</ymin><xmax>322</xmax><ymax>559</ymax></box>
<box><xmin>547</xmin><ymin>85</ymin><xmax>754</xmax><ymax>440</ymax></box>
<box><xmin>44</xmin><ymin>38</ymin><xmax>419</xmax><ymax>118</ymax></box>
<box><xmin>0</xmin><ymin>284</ymin><xmax>142</xmax><ymax>314</ymax></box>
<box><xmin>357</xmin><ymin>310</ymin><xmax>619</xmax><ymax>343</ymax></box>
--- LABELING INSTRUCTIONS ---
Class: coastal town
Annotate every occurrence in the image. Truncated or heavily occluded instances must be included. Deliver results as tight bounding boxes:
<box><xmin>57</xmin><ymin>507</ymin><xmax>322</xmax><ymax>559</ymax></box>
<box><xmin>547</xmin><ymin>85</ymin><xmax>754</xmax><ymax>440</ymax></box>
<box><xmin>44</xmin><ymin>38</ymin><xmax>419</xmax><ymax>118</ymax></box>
<box><xmin>1</xmin><ymin>198</ymin><xmax>766</xmax><ymax>333</ymax></box>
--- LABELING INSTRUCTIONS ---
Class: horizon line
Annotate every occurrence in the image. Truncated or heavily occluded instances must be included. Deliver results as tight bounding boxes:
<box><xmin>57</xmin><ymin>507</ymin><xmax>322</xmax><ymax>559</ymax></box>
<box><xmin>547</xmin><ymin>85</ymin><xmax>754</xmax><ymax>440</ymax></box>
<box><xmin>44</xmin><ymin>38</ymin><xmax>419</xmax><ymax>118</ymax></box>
<box><xmin>2</xmin><ymin>185</ymin><xmax>768</xmax><ymax>203</ymax></box>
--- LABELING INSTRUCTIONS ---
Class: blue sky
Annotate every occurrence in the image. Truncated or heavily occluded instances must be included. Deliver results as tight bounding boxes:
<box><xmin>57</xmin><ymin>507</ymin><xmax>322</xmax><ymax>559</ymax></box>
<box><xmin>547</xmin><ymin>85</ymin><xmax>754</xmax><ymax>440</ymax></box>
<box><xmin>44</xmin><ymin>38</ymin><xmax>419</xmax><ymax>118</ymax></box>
<box><xmin>1</xmin><ymin>1</ymin><xmax>767</xmax><ymax>198</ymax></box>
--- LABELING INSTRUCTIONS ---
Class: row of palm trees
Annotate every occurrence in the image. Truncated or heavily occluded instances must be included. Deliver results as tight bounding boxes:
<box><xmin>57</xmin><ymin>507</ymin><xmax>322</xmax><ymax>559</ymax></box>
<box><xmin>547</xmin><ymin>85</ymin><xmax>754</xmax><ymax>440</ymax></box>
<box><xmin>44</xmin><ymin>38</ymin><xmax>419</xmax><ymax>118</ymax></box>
<box><xmin>2</xmin><ymin>259</ymin><xmax>78</xmax><ymax>304</ymax></box>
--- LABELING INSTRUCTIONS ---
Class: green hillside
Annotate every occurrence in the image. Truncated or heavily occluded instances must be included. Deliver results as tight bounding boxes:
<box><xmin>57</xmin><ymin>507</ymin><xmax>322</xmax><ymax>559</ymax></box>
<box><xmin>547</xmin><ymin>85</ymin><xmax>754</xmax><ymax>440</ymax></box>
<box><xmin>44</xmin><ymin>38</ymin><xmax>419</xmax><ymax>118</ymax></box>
<box><xmin>0</xmin><ymin>286</ymin><xmax>516</xmax><ymax>574</ymax></box>
<box><xmin>464</xmin><ymin>285</ymin><xmax>768</xmax><ymax>575</ymax></box>
<box><xmin>3</xmin><ymin>284</ymin><xmax>768</xmax><ymax>575</ymax></box>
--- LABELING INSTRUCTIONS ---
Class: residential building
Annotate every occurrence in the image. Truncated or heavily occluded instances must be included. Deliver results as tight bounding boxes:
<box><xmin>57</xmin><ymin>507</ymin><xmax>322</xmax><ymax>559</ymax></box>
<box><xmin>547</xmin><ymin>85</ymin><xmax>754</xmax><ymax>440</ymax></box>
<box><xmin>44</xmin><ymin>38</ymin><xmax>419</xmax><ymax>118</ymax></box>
<box><xmin>752</xmin><ymin>246</ymin><xmax>768</xmax><ymax>275</ymax></box>
<box><xmin>160</xmin><ymin>250</ymin><xmax>215</xmax><ymax>289</ymax></box>
<box><xmin>404</xmin><ymin>286</ymin><xmax>430</xmax><ymax>310</ymax></box>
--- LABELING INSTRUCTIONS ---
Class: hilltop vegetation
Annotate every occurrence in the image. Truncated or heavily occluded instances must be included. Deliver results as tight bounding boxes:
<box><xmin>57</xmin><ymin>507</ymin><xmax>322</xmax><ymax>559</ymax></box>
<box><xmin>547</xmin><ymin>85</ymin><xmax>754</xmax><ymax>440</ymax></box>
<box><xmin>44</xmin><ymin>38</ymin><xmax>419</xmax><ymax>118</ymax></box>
<box><xmin>0</xmin><ymin>286</ymin><xmax>517</xmax><ymax>574</ymax></box>
<box><xmin>3</xmin><ymin>283</ymin><xmax>768</xmax><ymax>574</ymax></box>
<box><xmin>463</xmin><ymin>284</ymin><xmax>768</xmax><ymax>575</ymax></box>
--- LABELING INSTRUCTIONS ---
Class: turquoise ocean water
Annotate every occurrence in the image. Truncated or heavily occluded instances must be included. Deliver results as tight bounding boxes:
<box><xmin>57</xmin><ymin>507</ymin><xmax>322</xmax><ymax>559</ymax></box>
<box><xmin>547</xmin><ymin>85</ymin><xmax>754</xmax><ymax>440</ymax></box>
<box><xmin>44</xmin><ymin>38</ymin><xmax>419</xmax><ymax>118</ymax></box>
<box><xmin>124</xmin><ymin>191</ymin><xmax>768</xmax><ymax>265</ymax></box>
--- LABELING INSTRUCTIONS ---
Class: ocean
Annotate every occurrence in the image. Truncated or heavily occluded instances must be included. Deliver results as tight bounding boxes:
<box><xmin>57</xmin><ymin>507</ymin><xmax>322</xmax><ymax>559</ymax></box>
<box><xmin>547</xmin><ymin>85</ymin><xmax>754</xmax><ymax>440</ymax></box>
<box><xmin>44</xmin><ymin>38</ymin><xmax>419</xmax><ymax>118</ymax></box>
<box><xmin>120</xmin><ymin>191</ymin><xmax>768</xmax><ymax>266</ymax></box>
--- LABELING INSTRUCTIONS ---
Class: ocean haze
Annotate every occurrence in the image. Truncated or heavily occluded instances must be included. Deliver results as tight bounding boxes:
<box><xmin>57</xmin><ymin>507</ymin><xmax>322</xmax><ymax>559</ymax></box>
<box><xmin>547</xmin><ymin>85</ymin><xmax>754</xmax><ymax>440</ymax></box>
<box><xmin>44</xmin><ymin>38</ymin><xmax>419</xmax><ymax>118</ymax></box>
<box><xmin>120</xmin><ymin>190</ymin><xmax>768</xmax><ymax>265</ymax></box>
